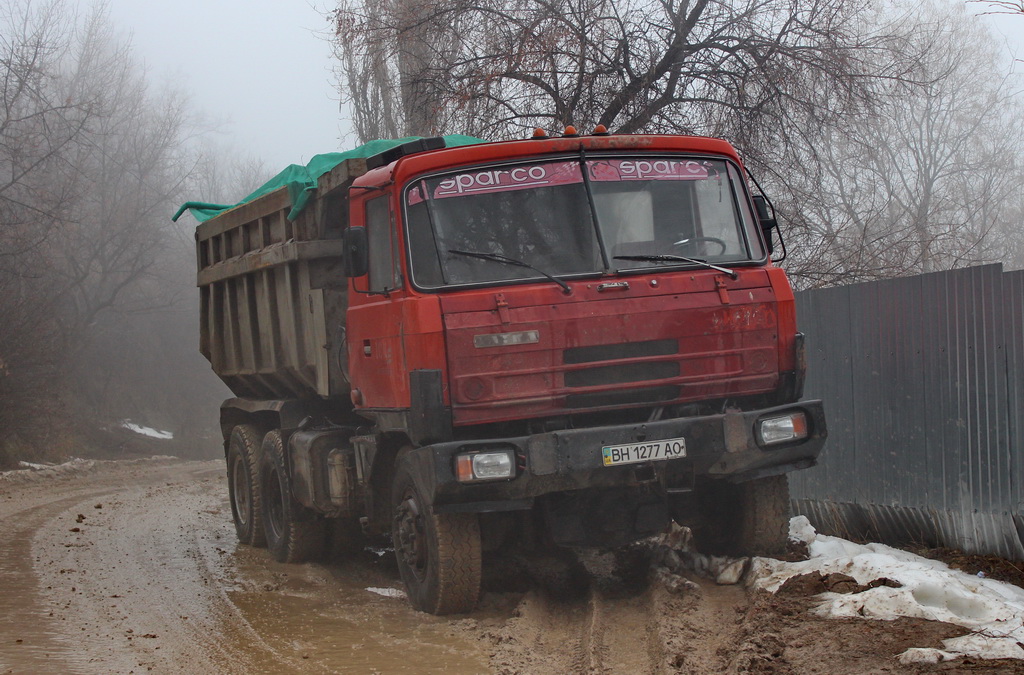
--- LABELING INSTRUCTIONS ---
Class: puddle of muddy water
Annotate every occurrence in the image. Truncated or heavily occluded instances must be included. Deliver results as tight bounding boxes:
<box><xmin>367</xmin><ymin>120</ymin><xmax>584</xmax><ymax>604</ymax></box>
<box><xmin>0</xmin><ymin>501</ymin><xmax>96</xmax><ymax>674</ymax></box>
<box><xmin>226</xmin><ymin>548</ymin><xmax>489</xmax><ymax>674</ymax></box>
<box><xmin>0</xmin><ymin>555</ymin><xmax>70</xmax><ymax>673</ymax></box>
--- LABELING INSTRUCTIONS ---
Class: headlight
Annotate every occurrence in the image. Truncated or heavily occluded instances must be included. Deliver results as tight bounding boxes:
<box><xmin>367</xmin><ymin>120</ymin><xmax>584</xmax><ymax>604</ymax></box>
<box><xmin>455</xmin><ymin>449</ymin><xmax>515</xmax><ymax>482</ymax></box>
<box><xmin>758</xmin><ymin>412</ymin><xmax>809</xmax><ymax>446</ymax></box>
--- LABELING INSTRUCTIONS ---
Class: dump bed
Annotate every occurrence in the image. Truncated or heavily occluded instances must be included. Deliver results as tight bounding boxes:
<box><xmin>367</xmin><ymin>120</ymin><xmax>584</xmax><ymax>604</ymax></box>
<box><xmin>195</xmin><ymin>159</ymin><xmax>366</xmax><ymax>400</ymax></box>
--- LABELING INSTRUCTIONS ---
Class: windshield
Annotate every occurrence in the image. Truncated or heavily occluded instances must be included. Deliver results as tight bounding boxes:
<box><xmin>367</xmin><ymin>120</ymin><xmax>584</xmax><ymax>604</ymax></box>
<box><xmin>404</xmin><ymin>156</ymin><xmax>762</xmax><ymax>289</ymax></box>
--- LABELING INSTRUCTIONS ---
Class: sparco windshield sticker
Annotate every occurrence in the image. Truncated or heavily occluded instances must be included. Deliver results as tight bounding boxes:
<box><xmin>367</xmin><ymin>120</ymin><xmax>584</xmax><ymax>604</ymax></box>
<box><xmin>408</xmin><ymin>161</ymin><xmax>582</xmax><ymax>205</ymax></box>
<box><xmin>407</xmin><ymin>158</ymin><xmax>713</xmax><ymax>205</ymax></box>
<box><xmin>587</xmin><ymin>159</ymin><xmax>710</xmax><ymax>182</ymax></box>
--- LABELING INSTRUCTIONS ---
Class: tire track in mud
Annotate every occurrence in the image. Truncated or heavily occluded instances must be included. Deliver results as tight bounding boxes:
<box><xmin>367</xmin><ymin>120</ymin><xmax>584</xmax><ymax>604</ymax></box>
<box><xmin>478</xmin><ymin>560</ymin><xmax>776</xmax><ymax>675</ymax></box>
<box><xmin>568</xmin><ymin>549</ymin><xmax>668</xmax><ymax>674</ymax></box>
<box><xmin>650</xmin><ymin>578</ymin><xmax>760</xmax><ymax>674</ymax></box>
<box><xmin>7</xmin><ymin>459</ymin><xmax>488</xmax><ymax>674</ymax></box>
<box><xmin>482</xmin><ymin>577</ymin><xmax>709</xmax><ymax>674</ymax></box>
<box><xmin>573</xmin><ymin>586</ymin><xmax>666</xmax><ymax>674</ymax></box>
<box><xmin>0</xmin><ymin>484</ymin><xmax>129</xmax><ymax>673</ymax></box>
<box><xmin>28</xmin><ymin>461</ymin><xmax>273</xmax><ymax>674</ymax></box>
<box><xmin>0</xmin><ymin>460</ymin><xmax>207</xmax><ymax>673</ymax></box>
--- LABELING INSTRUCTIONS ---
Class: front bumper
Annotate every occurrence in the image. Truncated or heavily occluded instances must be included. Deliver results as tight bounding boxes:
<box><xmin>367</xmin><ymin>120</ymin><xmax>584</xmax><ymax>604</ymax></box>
<box><xmin>403</xmin><ymin>401</ymin><xmax>826</xmax><ymax>513</ymax></box>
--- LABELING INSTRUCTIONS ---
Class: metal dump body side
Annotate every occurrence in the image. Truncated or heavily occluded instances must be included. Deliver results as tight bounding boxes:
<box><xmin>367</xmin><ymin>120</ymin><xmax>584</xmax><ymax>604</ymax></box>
<box><xmin>195</xmin><ymin>159</ymin><xmax>366</xmax><ymax>400</ymax></box>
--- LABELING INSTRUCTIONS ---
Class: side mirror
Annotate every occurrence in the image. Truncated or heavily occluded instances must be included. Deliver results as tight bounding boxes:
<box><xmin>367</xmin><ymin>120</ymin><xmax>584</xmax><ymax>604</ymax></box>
<box><xmin>751</xmin><ymin>195</ymin><xmax>777</xmax><ymax>255</ymax></box>
<box><xmin>343</xmin><ymin>227</ymin><xmax>368</xmax><ymax>278</ymax></box>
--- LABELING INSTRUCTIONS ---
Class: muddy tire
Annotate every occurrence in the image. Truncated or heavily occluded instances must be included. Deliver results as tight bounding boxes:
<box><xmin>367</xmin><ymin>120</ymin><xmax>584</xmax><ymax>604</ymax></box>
<box><xmin>227</xmin><ymin>424</ymin><xmax>265</xmax><ymax>547</ymax></box>
<box><xmin>391</xmin><ymin>456</ymin><xmax>481</xmax><ymax>614</ymax></box>
<box><xmin>260</xmin><ymin>430</ymin><xmax>327</xmax><ymax>564</ymax></box>
<box><xmin>735</xmin><ymin>474</ymin><xmax>790</xmax><ymax>556</ymax></box>
<box><xmin>691</xmin><ymin>474</ymin><xmax>791</xmax><ymax>557</ymax></box>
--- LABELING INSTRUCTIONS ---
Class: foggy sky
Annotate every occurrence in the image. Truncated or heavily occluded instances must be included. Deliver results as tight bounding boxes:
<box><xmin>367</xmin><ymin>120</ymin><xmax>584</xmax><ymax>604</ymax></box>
<box><xmin>107</xmin><ymin>0</ymin><xmax>344</xmax><ymax>173</ymax></box>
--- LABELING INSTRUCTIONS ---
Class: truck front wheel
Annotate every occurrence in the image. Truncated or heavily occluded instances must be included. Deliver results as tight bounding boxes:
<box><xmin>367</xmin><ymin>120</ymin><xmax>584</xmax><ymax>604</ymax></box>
<box><xmin>227</xmin><ymin>424</ymin><xmax>265</xmax><ymax>547</ymax></box>
<box><xmin>391</xmin><ymin>456</ymin><xmax>481</xmax><ymax>614</ymax></box>
<box><xmin>260</xmin><ymin>430</ymin><xmax>327</xmax><ymax>563</ymax></box>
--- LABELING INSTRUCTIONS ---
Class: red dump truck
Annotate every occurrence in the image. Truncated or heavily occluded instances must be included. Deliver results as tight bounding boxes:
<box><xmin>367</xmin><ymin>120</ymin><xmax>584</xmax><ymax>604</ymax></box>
<box><xmin>193</xmin><ymin>131</ymin><xmax>826</xmax><ymax>614</ymax></box>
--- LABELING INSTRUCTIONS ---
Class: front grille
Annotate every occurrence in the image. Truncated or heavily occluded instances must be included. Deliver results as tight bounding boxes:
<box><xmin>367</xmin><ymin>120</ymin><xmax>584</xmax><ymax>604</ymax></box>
<box><xmin>563</xmin><ymin>339</ymin><xmax>677</xmax><ymax>364</ymax></box>
<box><xmin>565</xmin><ymin>361</ymin><xmax>679</xmax><ymax>387</ymax></box>
<box><xmin>565</xmin><ymin>385</ymin><xmax>680</xmax><ymax>409</ymax></box>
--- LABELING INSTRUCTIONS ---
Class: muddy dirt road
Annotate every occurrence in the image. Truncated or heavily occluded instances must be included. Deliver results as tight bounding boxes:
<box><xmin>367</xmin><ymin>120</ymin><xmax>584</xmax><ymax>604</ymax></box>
<box><xmin>1</xmin><ymin>459</ymin><xmax>1022</xmax><ymax>674</ymax></box>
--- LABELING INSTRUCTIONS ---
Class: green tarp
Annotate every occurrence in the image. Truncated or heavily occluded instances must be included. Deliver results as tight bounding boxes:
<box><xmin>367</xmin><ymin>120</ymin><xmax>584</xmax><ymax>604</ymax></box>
<box><xmin>173</xmin><ymin>134</ymin><xmax>486</xmax><ymax>223</ymax></box>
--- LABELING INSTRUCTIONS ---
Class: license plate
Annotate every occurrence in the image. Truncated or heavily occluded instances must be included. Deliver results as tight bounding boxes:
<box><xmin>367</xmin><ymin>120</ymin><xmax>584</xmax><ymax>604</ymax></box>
<box><xmin>602</xmin><ymin>437</ymin><xmax>686</xmax><ymax>466</ymax></box>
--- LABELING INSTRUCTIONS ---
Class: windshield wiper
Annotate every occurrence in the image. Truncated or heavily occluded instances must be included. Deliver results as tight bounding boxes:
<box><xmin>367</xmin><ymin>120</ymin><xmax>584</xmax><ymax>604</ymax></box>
<box><xmin>448</xmin><ymin>249</ymin><xmax>572</xmax><ymax>295</ymax></box>
<box><xmin>613</xmin><ymin>254</ymin><xmax>738</xmax><ymax>280</ymax></box>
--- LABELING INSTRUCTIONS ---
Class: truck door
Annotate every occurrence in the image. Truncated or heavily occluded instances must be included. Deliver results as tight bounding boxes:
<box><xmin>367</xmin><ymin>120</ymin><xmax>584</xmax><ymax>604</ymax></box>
<box><xmin>347</xmin><ymin>194</ymin><xmax>407</xmax><ymax>410</ymax></box>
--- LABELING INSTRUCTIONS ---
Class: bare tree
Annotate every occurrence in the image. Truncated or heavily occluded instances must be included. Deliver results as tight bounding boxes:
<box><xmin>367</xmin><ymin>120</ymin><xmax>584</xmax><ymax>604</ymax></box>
<box><xmin>0</xmin><ymin>1</ymin><xmax>233</xmax><ymax>465</ymax></box>
<box><xmin>50</xmin><ymin>21</ymin><xmax>196</xmax><ymax>343</ymax></box>
<box><xmin>774</xmin><ymin>2</ymin><xmax>1024</xmax><ymax>287</ymax></box>
<box><xmin>970</xmin><ymin>0</ymin><xmax>1024</xmax><ymax>15</ymax></box>
<box><xmin>332</xmin><ymin>0</ymin><xmax>907</xmax><ymax>142</ymax></box>
<box><xmin>0</xmin><ymin>0</ymin><xmax>95</xmax><ymax>462</ymax></box>
<box><xmin>188</xmin><ymin>142</ymin><xmax>268</xmax><ymax>207</ymax></box>
<box><xmin>334</xmin><ymin>0</ymin><xmax>410</xmax><ymax>138</ymax></box>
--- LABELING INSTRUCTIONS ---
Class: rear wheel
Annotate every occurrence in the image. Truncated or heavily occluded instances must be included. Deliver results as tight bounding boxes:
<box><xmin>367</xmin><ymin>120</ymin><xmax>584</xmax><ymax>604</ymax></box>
<box><xmin>226</xmin><ymin>424</ymin><xmax>265</xmax><ymax>547</ymax></box>
<box><xmin>260</xmin><ymin>430</ymin><xmax>327</xmax><ymax>563</ymax></box>
<box><xmin>391</xmin><ymin>454</ymin><xmax>481</xmax><ymax>614</ymax></box>
<box><xmin>691</xmin><ymin>474</ymin><xmax>790</xmax><ymax>557</ymax></box>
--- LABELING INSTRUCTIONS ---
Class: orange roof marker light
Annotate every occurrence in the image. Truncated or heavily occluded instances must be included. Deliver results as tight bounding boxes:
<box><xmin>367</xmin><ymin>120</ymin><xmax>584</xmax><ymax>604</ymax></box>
<box><xmin>531</xmin><ymin>127</ymin><xmax>548</xmax><ymax>139</ymax></box>
<box><xmin>563</xmin><ymin>125</ymin><xmax>579</xmax><ymax>137</ymax></box>
<box><xmin>592</xmin><ymin>125</ymin><xmax>609</xmax><ymax>136</ymax></box>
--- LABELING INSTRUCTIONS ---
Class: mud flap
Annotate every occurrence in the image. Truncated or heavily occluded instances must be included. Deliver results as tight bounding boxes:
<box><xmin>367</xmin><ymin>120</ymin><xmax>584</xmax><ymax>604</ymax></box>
<box><xmin>408</xmin><ymin>370</ymin><xmax>452</xmax><ymax>446</ymax></box>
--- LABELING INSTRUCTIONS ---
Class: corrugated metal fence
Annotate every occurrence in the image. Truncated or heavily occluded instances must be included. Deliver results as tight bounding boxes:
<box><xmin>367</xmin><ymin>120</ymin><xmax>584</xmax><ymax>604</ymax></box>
<box><xmin>791</xmin><ymin>263</ymin><xmax>1024</xmax><ymax>559</ymax></box>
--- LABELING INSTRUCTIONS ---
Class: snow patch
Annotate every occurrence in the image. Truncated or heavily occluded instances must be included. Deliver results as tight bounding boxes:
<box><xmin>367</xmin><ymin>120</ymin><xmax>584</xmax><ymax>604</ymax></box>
<box><xmin>1</xmin><ymin>458</ymin><xmax>96</xmax><ymax>482</ymax></box>
<box><xmin>788</xmin><ymin>513</ymin><xmax>817</xmax><ymax>545</ymax></box>
<box><xmin>749</xmin><ymin>515</ymin><xmax>1024</xmax><ymax>663</ymax></box>
<box><xmin>366</xmin><ymin>587</ymin><xmax>406</xmax><ymax>599</ymax></box>
<box><xmin>898</xmin><ymin>648</ymin><xmax>956</xmax><ymax>665</ymax></box>
<box><xmin>18</xmin><ymin>460</ymin><xmax>54</xmax><ymax>470</ymax></box>
<box><xmin>0</xmin><ymin>456</ymin><xmax>180</xmax><ymax>484</ymax></box>
<box><xmin>121</xmin><ymin>420</ymin><xmax>174</xmax><ymax>440</ymax></box>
